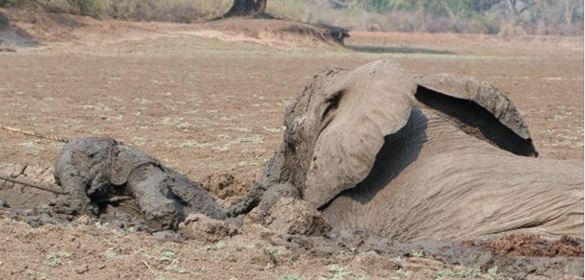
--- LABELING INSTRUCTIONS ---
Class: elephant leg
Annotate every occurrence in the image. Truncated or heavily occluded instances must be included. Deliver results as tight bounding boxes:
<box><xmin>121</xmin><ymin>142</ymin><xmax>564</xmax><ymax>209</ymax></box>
<box><xmin>227</xmin><ymin>143</ymin><xmax>287</xmax><ymax>217</ymax></box>
<box><xmin>227</xmin><ymin>182</ymin><xmax>299</xmax><ymax>216</ymax></box>
<box><xmin>226</xmin><ymin>183</ymin><xmax>265</xmax><ymax>217</ymax></box>
<box><xmin>126</xmin><ymin>164</ymin><xmax>177</xmax><ymax>230</ymax></box>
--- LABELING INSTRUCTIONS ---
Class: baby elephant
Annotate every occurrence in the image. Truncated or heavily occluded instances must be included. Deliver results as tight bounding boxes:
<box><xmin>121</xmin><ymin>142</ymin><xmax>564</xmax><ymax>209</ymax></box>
<box><xmin>54</xmin><ymin>137</ymin><xmax>225</xmax><ymax>230</ymax></box>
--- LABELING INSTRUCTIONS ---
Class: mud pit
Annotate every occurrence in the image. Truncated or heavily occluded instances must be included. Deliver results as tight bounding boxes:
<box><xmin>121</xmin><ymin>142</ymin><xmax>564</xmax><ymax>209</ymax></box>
<box><xmin>1</xmin><ymin>137</ymin><xmax>226</xmax><ymax>232</ymax></box>
<box><xmin>1</xmin><ymin>61</ymin><xmax>583</xmax><ymax>279</ymax></box>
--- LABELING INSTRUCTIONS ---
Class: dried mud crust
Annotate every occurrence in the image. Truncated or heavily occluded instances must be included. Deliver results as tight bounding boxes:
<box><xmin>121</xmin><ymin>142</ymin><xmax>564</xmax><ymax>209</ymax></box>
<box><xmin>464</xmin><ymin>234</ymin><xmax>584</xmax><ymax>257</ymax></box>
<box><xmin>201</xmin><ymin>173</ymin><xmax>249</xmax><ymax>202</ymax></box>
<box><xmin>0</xmin><ymin>209</ymin><xmax>582</xmax><ymax>280</ymax></box>
<box><xmin>245</xmin><ymin>197</ymin><xmax>331</xmax><ymax>236</ymax></box>
<box><xmin>0</xmin><ymin>214</ymin><xmax>464</xmax><ymax>279</ymax></box>
<box><xmin>323</xmin><ymin>231</ymin><xmax>584</xmax><ymax>279</ymax></box>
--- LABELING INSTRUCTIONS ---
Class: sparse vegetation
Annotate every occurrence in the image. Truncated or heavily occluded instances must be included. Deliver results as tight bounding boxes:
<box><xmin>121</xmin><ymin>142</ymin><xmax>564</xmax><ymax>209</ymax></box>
<box><xmin>46</xmin><ymin>251</ymin><xmax>71</xmax><ymax>268</ymax></box>
<box><xmin>200</xmin><ymin>241</ymin><xmax>226</xmax><ymax>252</ymax></box>
<box><xmin>487</xmin><ymin>267</ymin><xmax>513</xmax><ymax>280</ymax></box>
<box><xmin>0</xmin><ymin>0</ymin><xmax>231</xmax><ymax>22</ymax></box>
<box><xmin>280</xmin><ymin>275</ymin><xmax>303</xmax><ymax>280</ymax></box>
<box><xmin>101</xmin><ymin>246</ymin><xmax>126</xmax><ymax>260</ymax></box>
<box><xmin>435</xmin><ymin>265</ymin><xmax>481</xmax><ymax>279</ymax></box>
<box><xmin>159</xmin><ymin>249</ymin><xmax>187</xmax><ymax>273</ymax></box>
<box><xmin>397</xmin><ymin>268</ymin><xmax>412</xmax><ymax>278</ymax></box>
<box><xmin>264</xmin><ymin>247</ymin><xmax>280</xmax><ymax>266</ymax></box>
<box><xmin>410</xmin><ymin>249</ymin><xmax>424</xmax><ymax>258</ymax></box>
<box><xmin>322</xmin><ymin>264</ymin><xmax>368</xmax><ymax>280</ymax></box>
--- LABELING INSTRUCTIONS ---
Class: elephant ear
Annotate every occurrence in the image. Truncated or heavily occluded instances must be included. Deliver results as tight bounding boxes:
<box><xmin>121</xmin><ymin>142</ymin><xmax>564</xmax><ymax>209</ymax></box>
<box><xmin>303</xmin><ymin>60</ymin><xmax>415</xmax><ymax>208</ymax></box>
<box><xmin>414</xmin><ymin>73</ymin><xmax>538</xmax><ymax>157</ymax></box>
<box><xmin>110</xmin><ymin>145</ymin><xmax>160</xmax><ymax>186</ymax></box>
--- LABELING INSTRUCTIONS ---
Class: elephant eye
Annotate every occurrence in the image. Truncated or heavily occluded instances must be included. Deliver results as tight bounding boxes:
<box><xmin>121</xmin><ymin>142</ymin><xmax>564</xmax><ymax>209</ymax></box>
<box><xmin>321</xmin><ymin>90</ymin><xmax>343</xmax><ymax>123</ymax></box>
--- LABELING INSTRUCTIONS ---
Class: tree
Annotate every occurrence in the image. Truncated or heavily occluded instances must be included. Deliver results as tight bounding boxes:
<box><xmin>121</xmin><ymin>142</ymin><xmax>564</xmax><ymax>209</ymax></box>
<box><xmin>224</xmin><ymin>0</ymin><xmax>268</xmax><ymax>17</ymax></box>
<box><xmin>506</xmin><ymin>0</ymin><xmax>535</xmax><ymax>15</ymax></box>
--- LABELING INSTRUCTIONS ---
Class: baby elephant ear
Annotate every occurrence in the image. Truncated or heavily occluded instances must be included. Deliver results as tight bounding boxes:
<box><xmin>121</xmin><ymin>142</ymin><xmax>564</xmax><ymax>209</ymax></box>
<box><xmin>304</xmin><ymin>60</ymin><xmax>415</xmax><ymax>208</ymax></box>
<box><xmin>415</xmin><ymin>73</ymin><xmax>538</xmax><ymax>157</ymax></box>
<box><xmin>110</xmin><ymin>145</ymin><xmax>160</xmax><ymax>186</ymax></box>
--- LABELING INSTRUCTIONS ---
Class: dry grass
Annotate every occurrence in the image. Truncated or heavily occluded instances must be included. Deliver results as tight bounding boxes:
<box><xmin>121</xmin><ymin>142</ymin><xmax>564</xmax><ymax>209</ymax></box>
<box><xmin>3</xmin><ymin>0</ymin><xmax>232</xmax><ymax>22</ymax></box>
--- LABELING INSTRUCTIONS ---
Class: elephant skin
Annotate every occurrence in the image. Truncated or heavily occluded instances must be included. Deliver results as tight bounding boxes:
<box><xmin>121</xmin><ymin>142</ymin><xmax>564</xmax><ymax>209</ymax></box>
<box><xmin>232</xmin><ymin>60</ymin><xmax>583</xmax><ymax>241</ymax></box>
<box><xmin>54</xmin><ymin>137</ymin><xmax>226</xmax><ymax>230</ymax></box>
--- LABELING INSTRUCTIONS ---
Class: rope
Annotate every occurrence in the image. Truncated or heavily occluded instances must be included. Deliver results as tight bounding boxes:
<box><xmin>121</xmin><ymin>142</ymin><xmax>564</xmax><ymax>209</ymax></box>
<box><xmin>0</xmin><ymin>125</ymin><xmax>71</xmax><ymax>143</ymax></box>
<box><xmin>0</xmin><ymin>175</ymin><xmax>66</xmax><ymax>195</ymax></box>
<box><xmin>0</xmin><ymin>175</ymin><xmax>135</xmax><ymax>203</ymax></box>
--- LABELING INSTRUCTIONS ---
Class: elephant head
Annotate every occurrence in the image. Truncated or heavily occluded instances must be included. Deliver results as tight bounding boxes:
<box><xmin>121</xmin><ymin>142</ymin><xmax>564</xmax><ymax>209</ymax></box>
<box><xmin>235</xmin><ymin>60</ymin><xmax>583</xmax><ymax>241</ymax></box>
<box><xmin>279</xmin><ymin>61</ymin><xmax>415</xmax><ymax>209</ymax></box>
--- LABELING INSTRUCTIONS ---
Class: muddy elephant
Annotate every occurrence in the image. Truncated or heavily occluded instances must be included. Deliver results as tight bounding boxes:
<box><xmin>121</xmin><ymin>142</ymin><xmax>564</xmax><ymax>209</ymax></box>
<box><xmin>230</xmin><ymin>60</ymin><xmax>583</xmax><ymax>241</ymax></box>
<box><xmin>54</xmin><ymin>137</ymin><xmax>225</xmax><ymax>230</ymax></box>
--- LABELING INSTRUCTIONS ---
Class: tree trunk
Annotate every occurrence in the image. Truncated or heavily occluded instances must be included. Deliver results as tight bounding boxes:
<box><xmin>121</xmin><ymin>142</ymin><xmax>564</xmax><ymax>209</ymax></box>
<box><xmin>440</xmin><ymin>0</ymin><xmax>458</xmax><ymax>22</ymax></box>
<box><xmin>255</xmin><ymin>0</ymin><xmax>267</xmax><ymax>13</ymax></box>
<box><xmin>564</xmin><ymin>0</ymin><xmax>574</xmax><ymax>25</ymax></box>
<box><xmin>224</xmin><ymin>0</ymin><xmax>267</xmax><ymax>17</ymax></box>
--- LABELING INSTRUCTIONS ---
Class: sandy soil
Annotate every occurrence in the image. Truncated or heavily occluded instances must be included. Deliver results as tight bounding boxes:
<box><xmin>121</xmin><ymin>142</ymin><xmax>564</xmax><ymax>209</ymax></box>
<box><xmin>0</xmin><ymin>9</ymin><xmax>583</xmax><ymax>280</ymax></box>
<box><xmin>0</xmin><ymin>213</ymin><xmax>518</xmax><ymax>280</ymax></box>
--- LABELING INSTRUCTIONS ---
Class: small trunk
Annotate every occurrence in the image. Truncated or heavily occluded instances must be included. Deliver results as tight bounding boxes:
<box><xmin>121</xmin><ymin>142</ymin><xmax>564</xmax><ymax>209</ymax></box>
<box><xmin>224</xmin><ymin>0</ymin><xmax>267</xmax><ymax>17</ymax></box>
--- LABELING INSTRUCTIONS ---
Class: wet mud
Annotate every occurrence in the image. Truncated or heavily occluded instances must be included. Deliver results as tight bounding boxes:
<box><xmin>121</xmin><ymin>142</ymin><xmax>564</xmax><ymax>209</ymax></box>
<box><xmin>1</xmin><ymin>137</ymin><xmax>226</xmax><ymax>232</ymax></box>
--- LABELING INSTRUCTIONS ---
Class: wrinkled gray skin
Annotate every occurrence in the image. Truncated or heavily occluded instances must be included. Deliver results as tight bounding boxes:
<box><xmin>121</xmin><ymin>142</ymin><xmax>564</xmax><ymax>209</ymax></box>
<box><xmin>229</xmin><ymin>60</ymin><xmax>583</xmax><ymax>241</ymax></box>
<box><xmin>54</xmin><ymin>137</ymin><xmax>225</xmax><ymax>230</ymax></box>
<box><xmin>229</xmin><ymin>63</ymin><xmax>414</xmax><ymax>215</ymax></box>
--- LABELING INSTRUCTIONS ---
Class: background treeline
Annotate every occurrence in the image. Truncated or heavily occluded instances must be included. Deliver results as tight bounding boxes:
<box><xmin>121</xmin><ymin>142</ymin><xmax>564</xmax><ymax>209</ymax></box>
<box><xmin>323</xmin><ymin>0</ymin><xmax>583</xmax><ymax>35</ymax></box>
<box><xmin>0</xmin><ymin>0</ymin><xmax>582</xmax><ymax>35</ymax></box>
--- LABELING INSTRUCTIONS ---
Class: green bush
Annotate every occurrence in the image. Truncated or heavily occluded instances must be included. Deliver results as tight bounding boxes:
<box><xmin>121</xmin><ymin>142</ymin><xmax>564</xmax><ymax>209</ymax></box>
<box><xmin>476</xmin><ymin>12</ymin><xmax>501</xmax><ymax>35</ymax></box>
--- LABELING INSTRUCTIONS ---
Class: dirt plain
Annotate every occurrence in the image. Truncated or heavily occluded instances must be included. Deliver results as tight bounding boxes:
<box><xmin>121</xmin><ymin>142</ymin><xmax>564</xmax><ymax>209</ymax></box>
<box><xmin>0</xmin><ymin>9</ymin><xmax>583</xmax><ymax>280</ymax></box>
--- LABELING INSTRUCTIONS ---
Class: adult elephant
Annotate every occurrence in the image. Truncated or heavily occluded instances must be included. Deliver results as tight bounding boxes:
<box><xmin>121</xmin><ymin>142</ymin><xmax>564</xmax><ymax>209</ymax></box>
<box><xmin>230</xmin><ymin>60</ymin><xmax>583</xmax><ymax>241</ymax></box>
